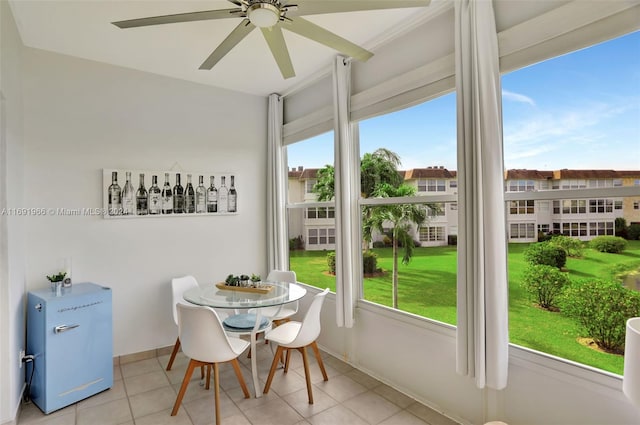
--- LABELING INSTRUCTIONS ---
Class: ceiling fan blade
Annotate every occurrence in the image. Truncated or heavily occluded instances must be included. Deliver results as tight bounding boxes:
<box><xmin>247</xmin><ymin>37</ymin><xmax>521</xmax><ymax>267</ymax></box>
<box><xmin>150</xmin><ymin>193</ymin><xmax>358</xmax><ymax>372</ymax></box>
<box><xmin>200</xmin><ymin>19</ymin><xmax>255</xmax><ymax>70</ymax></box>
<box><xmin>286</xmin><ymin>0</ymin><xmax>430</xmax><ymax>17</ymax></box>
<box><xmin>261</xmin><ymin>26</ymin><xmax>295</xmax><ymax>79</ymax></box>
<box><xmin>112</xmin><ymin>9</ymin><xmax>240</xmax><ymax>29</ymax></box>
<box><xmin>284</xmin><ymin>17</ymin><xmax>373</xmax><ymax>62</ymax></box>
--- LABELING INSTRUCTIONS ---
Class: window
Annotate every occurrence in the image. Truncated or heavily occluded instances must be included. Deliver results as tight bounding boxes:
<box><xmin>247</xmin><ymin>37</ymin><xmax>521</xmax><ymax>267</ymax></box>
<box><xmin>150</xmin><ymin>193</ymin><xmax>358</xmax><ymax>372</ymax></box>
<box><xmin>509</xmin><ymin>200</ymin><xmax>534</xmax><ymax>214</ymax></box>
<box><xmin>358</xmin><ymin>93</ymin><xmax>457</xmax><ymax>322</ymax></box>
<box><xmin>589</xmin><ymin>199</ymin><xmax>613</xmax><ymax>213</ymax></box>
<box><xmin>502</xmin><ymin>32</ymin><xmax>640</xmax><ymax>375</ymax></box>
<box><xmin>305</xmin><ymin>179</ymin><xmax>317</xmax><ymax>194</ymax></box>
<box><xmin>508</xmin><ymin>180</ymin><xmax>535</xmax><ymax>192</ymax></box>
<box><xmin>419</xmin><ymin>226</ymin><xmax>445</xmax><ymax>242</ymax></box>
<box><xmin>509</xmin><ymin>223</ymin><xmax>535</xmax><ymax>239</ymax></box>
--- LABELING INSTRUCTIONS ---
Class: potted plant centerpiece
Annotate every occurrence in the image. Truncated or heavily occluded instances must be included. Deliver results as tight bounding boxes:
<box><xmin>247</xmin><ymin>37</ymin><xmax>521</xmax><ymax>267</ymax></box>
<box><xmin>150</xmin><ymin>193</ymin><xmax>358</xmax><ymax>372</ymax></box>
<box><xmin>47</xmin><ymin>271</ymin><xmax>66</xmax><ymax>294</ymax></box>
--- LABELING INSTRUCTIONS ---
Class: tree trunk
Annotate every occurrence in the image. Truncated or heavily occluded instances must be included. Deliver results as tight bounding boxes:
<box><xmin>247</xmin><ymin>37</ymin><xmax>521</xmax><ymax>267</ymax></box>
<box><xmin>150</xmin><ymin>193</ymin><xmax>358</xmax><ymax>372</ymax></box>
<box><xmin>392</xmin><ymin>237</ymin><xmax>399</xmax><ymax>309</ymax></box>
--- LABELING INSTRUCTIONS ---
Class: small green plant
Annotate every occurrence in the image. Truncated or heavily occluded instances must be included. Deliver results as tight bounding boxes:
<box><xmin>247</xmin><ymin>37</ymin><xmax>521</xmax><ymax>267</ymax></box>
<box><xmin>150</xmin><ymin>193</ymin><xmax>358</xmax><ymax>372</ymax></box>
<box><xmin>363</xmin><ymin>251</ymin><xmax>378</xmax><ymax>275</ymax></box>
<box><xmin>548</xmin><ymin>235</ymin><xmax>584</xmax><ymax>258</ymax></box>
<box><xmin>327</xmin><ymin>252</ymin><xmax>336</xmax><ymax>274</ymax></box>
<box><xmin>628</xmin><ymin>224</ymin><xmax>640</xmax><ymax>241</ymax></box>
<box><xmin>524</xmin><ymin>242</ymin><xmax>567</xmax><ymax>269</ymax></box>
<box><xmin>560</xmin><ymin>279</ymin><xmax>640</xmax><ymax>354</ymax></box>
<box><xmin>522</xmin><ymin>264</ymin><xmax>570</xmax><ymax>310</ymax></box>
<box><xmin>250</xmin><ymin>274</ymin><xmax>261</xmax><ymax>282</ymax></box>
<box><xmin>589</xmin><ymin>235</ymin><xmax>627</xmax><ymax>253</ymax></box>
<box><xmin>46</xmin><ymin>272</ymin><xmax>66</xmax><ymax>282</ymax></box>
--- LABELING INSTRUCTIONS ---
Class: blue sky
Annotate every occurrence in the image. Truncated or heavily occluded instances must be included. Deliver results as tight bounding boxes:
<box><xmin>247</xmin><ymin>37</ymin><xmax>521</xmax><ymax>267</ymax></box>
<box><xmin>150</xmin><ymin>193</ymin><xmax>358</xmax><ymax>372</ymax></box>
<box><xmin>288</xmin><ymin>31</ymin><xmax>639</xmax><ymax>172</ymax></box>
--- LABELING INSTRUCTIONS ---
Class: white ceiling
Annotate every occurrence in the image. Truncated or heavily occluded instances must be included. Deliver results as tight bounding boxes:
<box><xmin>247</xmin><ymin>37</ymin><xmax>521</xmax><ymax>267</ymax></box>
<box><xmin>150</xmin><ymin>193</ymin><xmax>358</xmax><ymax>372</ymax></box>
<box><xmin>8</xmin><ymin>1</ymin><xmax>437</xmax><ymax>97</ymax></box>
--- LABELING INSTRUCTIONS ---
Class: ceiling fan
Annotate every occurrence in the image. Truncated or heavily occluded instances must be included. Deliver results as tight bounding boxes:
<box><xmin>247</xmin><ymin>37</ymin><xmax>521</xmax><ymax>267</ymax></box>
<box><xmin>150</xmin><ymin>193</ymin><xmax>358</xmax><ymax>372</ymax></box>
<box><xmin>112</xmin><ymin>0</ymin><xmax>430</xmax><ymax>79</ymax></box>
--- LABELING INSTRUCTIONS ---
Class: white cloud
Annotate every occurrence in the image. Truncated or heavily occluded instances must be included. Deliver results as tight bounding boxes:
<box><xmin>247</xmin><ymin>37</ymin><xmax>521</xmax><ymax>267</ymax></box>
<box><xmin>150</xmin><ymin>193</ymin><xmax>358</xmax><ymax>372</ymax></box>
<box><xmin>502</xmin><ymin>90</ymin><xmax>536</xmax><ymax>107</ymax></box>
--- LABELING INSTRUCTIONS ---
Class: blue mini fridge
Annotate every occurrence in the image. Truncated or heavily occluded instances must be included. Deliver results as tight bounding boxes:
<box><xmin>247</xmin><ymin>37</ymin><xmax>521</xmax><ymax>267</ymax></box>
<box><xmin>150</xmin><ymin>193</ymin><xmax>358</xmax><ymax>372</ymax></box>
<box><xmin>27</xmin><ymin>282</ymin><xmax>113</xmax><ymax>414</ymax></box>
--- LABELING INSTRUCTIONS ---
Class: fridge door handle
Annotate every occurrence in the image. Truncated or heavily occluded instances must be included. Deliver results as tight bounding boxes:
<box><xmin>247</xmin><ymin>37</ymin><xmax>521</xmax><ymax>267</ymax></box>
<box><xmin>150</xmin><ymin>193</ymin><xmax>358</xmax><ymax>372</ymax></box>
<box><xmin>54</xmin><ymin>324</ymin><xmax>80</xmax><ymax>334</ymax></box>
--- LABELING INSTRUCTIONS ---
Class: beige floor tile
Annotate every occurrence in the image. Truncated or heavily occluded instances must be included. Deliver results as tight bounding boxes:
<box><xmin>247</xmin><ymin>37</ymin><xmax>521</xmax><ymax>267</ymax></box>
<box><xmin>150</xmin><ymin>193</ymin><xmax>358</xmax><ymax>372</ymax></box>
<box><xmin>282</xmin><ymin>386</ymin><xmax>338</xmax><ymax>418</ymax></box>
<box><xmin>378</xmin><ymin>410</ymin><xmax>431</xmax><ymax>425</ymax></box>
<box><xmin>243</xmin><ymin>398</ymin><xmax>304</xmax><ymax>425</ymax></box>
<box><xmin>345</xmin><ymin>368</ymin><xmax>383</xmax><ymax>389</ymax></box>
<box><xmin>373</xmin><ymin>384</ymin><xmax>416</xmax><ymax>409</ymax></box>
<box><xmin>133</xmin><ymin>408</ymin><xmax>193</xmax><ymax>425</ymax></box>
<box><xmin>17</xmin><ymin>402</ymin><xmax>74</xmax><ymax>425</ymax></box>
<box><xmin>18</xmin><ymin>411</ymin><xmax>75</xmax><ymax>425</ymax></box>
<box><xmin>265</xmin><ymin>366</ymin><xmax>308</xmax><ymax>397</ymax></box>
<box><xmin>124</xmin><ymin>370</ymin><xmax>170</xmax><ymax>396</ymax></box>
<box><xmin>128</xmin><ymin>386</ymin><xmax>177</xmax><ymax>419</ymax></box>
<box><xmin>343</xmin><ymin>390</ymin><xmax>402</xmax><ymax>424</ymax></box>
<box><xmin>120</xmin><ymin>358</ymin><xmax>162</xmax><ymax>378</ymax></box>
<box><xmin>172</xmin><ymin>378</ymin><xmax>216</xmax><ymax>404</ymax></box>
<box><xmin>407</xmin><ymin>402</ymin><xmax>460</xmax><ymax>425</ymax></box>
<box><xmin>183</xmin><ymin>391</ymin><xmax>241</xmax><ymax>425</ymax></box>
<box><xmin>77</xmin><ymin>380</ymin><xmax>126</xmax><ymax>410</ymax></box>
<box><xmin>76</xmin><ymin>398</ymin><xmax>132</xmax><ymax>425</ymax></box>
<box><xmin>307</xmin><ymin>405</ymin><xmax>369</xmax><ymax>425</ymax></box>
<box><xmin>322</xmin><ymin>354</ymin><xmax>354</xmax><ymax>374</ymax></box>
<box><xmin>314</xmin><ymin>374</ymin><xmax>367</xmax><ymax>402</ymax></box>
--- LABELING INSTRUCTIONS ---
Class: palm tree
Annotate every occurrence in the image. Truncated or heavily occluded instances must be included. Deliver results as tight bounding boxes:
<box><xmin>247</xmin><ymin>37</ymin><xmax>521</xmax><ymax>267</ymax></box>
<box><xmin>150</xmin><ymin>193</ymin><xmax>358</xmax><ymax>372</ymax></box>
<box><xmin>366</xmin><ymin>183</ymin><xmax>426</xmax><ymax>309</ymax></box>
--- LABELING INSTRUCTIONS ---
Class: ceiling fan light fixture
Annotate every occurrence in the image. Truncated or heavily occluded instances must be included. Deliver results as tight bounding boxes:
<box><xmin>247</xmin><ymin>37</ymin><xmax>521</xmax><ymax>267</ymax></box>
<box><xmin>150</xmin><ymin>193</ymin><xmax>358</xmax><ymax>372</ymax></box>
<box><xmin>247</xmin><ymin>3</ymin><xmax>280</xmax><ymax>28</ymax></box>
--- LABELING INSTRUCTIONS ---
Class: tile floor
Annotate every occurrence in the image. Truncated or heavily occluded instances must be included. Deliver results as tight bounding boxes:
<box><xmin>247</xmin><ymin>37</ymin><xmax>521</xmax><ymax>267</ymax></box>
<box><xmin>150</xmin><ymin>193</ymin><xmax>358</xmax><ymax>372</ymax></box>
<box><xmin>17</xmin><ymin>342</ymin><xmax>460</xmax><ymax>425</ymax></box>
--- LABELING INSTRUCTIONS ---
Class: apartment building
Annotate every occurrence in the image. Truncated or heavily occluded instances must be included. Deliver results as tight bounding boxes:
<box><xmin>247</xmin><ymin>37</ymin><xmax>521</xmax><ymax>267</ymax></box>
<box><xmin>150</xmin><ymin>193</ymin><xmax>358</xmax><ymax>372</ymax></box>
<box><xmin>288</xmin><ymin>167</ymin><xmax>640</xmax><ymax>249</ymax></box>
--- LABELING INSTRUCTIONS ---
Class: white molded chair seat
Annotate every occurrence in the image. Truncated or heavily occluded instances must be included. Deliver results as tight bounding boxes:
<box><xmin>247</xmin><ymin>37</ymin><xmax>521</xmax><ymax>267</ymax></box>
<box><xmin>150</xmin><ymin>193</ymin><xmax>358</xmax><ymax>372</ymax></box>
<box><xmin>263</xmin><ymin>288</ymin><xmax>330</xmax><ymax>404</ymax></box>
<box><xmin>248</xmin><ymin>270</ymin><xmax>298</xmax><ymax>323</ymax></box>
<box><xmin>171</xmin><ymin>303</ymin><xmax>250</xmax><ymax>424</ymax></box>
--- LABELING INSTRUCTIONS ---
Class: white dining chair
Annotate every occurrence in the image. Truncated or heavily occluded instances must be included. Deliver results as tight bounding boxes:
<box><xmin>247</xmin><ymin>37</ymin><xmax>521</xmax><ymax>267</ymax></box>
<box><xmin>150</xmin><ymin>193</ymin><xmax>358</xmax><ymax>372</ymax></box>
<box><xmin>167</xmin><ymin>275</ymin><xmax>229</xmax><ymax>371</ymax></box>
<box><xmin>263</xmin><ymin>288</ymin><xmax>330</xmax><ymax>404</ymax></box>
<box><xmin>171</xmin><ymin>303</ymin><xmax>250</xmax><ymax>424</ymax></box>
<box><xmin>248</xmin><ymin>270</ymin><xmax>299</xmax><ymax>325</ymax></box>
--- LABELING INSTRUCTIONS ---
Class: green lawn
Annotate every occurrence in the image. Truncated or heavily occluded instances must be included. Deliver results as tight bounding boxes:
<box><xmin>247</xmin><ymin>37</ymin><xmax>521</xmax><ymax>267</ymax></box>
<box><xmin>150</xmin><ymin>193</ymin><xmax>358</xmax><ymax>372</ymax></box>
<box><xmin>290</xmin><ymin>240</ymin><xmax>640</xmax><ymax>375</ymax></box>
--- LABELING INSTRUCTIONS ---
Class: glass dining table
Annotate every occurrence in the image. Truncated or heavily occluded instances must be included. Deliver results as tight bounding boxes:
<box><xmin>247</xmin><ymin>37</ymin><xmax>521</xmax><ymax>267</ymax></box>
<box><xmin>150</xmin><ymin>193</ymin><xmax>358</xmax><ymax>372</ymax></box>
<box><xmin>183</xmin><ymin>280</ymin><xmax>307</xmax><ymax>397</ymax></box>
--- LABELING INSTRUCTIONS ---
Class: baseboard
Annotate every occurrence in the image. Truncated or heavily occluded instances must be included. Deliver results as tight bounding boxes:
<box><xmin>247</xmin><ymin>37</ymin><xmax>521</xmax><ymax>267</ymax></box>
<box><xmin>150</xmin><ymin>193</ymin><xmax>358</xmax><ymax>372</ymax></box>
<box><xmin>112</xmin><ymin>345</ymin><xmax>174</xmax><ymax>366</ymax></box>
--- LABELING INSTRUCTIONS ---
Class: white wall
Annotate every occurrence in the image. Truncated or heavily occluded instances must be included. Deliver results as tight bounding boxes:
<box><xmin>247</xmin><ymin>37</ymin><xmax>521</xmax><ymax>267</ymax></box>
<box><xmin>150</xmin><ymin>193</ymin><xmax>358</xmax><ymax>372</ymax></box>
<box><xmin>20</xmin><ymin>47</ymin><xmax>268</xmax><ymax>357</ymax></box>
<box><xmin>1</xmin><ymin>0</ymin><xmax>27</xmax><ymax>422</ymax></box>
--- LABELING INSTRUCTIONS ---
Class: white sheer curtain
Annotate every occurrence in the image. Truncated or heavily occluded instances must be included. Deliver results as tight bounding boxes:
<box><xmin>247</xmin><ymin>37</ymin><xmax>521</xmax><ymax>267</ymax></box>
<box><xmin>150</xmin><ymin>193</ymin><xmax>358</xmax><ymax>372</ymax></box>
<box><xmin>333</xmin><ymin>56</ymin><xmax>360</xmax><ymax>328</ymax></box>
<box><xmin>454</xmin><ymin>0</ymin><xmax>509</xmax><ymax>390</ymax></box>
<box><xmin>267</xmin><ymin>93</ymin><xmax>288</xmax><ymax>272</ymax></box>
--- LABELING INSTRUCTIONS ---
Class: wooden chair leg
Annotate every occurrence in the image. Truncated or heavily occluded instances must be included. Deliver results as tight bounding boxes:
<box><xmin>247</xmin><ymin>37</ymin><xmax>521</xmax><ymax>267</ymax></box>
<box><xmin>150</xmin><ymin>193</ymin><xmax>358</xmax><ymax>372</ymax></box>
<box><xmin>299</xmin><ymin>347</ymin><xmax>314</xmax><ymax>404</ymax></box>
<box><xmin>310</xmin><ymin>341</ymin><xmax>328</xmax><ymax>381</ymax></box>
<box><xmin>171</xmin><ymin>359</ymin><xmax>197</xmax><ymax>415</ymax></box>
<box><xmin>205</xmin><ymin>364</ymin><xmax>211</xmax><ymax>390</ymax></box>
<box><xmin>166</xmin><ymin>337</ymin><xmax>181</xmax><ymax>371</ymax></box>
<box><xmin>230</xmin><ymin>358</ymin><xmax>250</xmax><ymax>398</ymax></box>
<box><xmin>284</xmin><ymin>348</ymin><xmax>292</xmax><ymax>373</ymax></box>
<box><xmin>263</xmin><ymin>345</ymin><xmax>285</xmax><ymax>395</ymax></box>
<box><xmin>213</xmin><ymin>363</ymin><xmax>221</xmax><ymax>425</ymax></box>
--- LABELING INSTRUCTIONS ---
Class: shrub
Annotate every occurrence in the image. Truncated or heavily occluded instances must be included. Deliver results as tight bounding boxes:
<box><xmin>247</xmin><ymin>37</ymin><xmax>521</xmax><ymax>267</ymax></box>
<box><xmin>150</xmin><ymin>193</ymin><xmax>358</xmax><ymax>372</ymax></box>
<box><xmin>560</xmin><ymin>280</ymin><xmax>640</xmax><ymax>353</ymax></box>
<box><xmin>522</xmin><ymin>264</ymin><xmax>571</xmax><ymax>310</ymax></box>
<box><xmin>523</xmin><ymin>242</ymin><xmax>567</xmax><ymax>269</ymax></box>
<box><xmin>328</xmin><ymin>250</ymin><xmax>379</xmax><ymax>275</ymax></box>
<box><xmin>537</xmin><ymin>231</ymin><xmax>552</xmax><ymax>242</ymax></box>
<box><xmin>548</xmin><ymin>235</ymin><xmax>584</xmax><ymax>258</ymax></box>
<box><xmin>363</xmin><ymin>251</ymin><xmax>378</xmax><ymax>274</ymax></box>
<box><xmin>616</xmin><ymin>217</ymin><xmax>629</xmax><ymax>239</ymax></box>
<box><xmin>448</xmin><ymin>235</ymin><xmax>457</xmax><ymax>246</ymax></box>
<box><xmin>372</xmin><ymin>241</ymin><xmax>386</xmax><ymax>248</ymax></box>
<box><xmin>589</xmin><ymin>235</ymin><xmax>627</xmax><ymax>253</ymax></box>
<box><xmin>289</xmin><ymin>235</ymin><xmax>304</xmax><ymax>251</ymax></box>
<box><xmin>326</xmin><ymin>252</ymin><xmax>336</xmax><ymax>274</ymax></box>
<box><xmin>628</xmin><ymin>224</ymin><xmax>640</xmax><ymax>241</ymax></box>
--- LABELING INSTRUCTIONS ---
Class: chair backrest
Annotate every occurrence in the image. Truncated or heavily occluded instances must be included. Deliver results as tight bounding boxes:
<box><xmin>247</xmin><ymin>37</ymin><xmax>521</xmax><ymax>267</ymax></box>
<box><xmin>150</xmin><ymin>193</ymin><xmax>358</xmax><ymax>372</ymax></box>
<box><xmin>171</xmin><ymin>276</ymin><xmax>200</xmax><ymax>325</ymax></box>
<box><xmin>290</xmin><ymin>288</ymin><xmax>329</xmax><ymax>347</ymax></box>
<box><xmin>266</xmin><ymin>270</ymin><xmax>297</xmax><ymax>283</ymax></box>
<box><xmin>177</xmin><ymin>303</ymin><xmax>241</xmax><ymax>363</ymax></box>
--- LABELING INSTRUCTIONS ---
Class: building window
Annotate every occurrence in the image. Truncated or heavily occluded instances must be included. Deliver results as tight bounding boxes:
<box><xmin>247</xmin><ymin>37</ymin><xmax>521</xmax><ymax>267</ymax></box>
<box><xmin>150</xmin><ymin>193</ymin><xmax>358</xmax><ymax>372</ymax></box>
<box><xmin>562</xmin><ymin>199</ymin><xmax>586</xmax><ymax>214</ymax></box>
<box><xmin>307</xmin><ymin>227</ymin><xmax>335</xmax><ymax>246</ymax></box>
<box><xmin>450</xmin><ymin>180</ymin><xmax>457</xmax><ymax>189</ymax></box>
<box><xmin>538</xmin><ymin>224</ymin><xmax>550</xmax><ymax>234</ymax></box>
<box><xmin>510</xmin><ymin>223</ymin><xmax>535</xmax><ymax>239</ymax></box>
<box><xmin>561</xmin><ymin>179</ymin><xmax>587</xmax><ymax>189</ymax></box>
<box><xmin>589</xmin><ymin>221</ymin><xmax>614</xmax><ymax>236</ymax></box>
<box><xmin>562</xmin><ymin>222</ymin><xmax>588</xmax><ymax>237</ymax></box>
<box><xmin>508</xmin><ymin>180</ymin><xmax>535</xmax><ymax>192</ymax></box>
<box><xmin>615</xmin><ymin>200</ymin><xmax>623</xmax><ymax>210</ymax></box>
<box><xmin>419</xmin><ymin>226</ymin><xmax>445</xmax><ymax>242</ymax></box>
<box><xmin>426</xmin><ymin>179</ymin><xmax>446</xmax><ymax>192</ymax></box>
<box><xmin>589</xmin><ymin>199</ymin><xmax>613</xmax><ymax>213</ymax></box>
<box><xmin>634</xmin><ymin>201</ymin><xmax>640</xmax><ymax>210</ymax></box>
<box><xmin>305</xmin><ymin>179</ymin><xmax>317</xmax><ymax>194</ymax></box>
<box><xmin>588</xmin><ymin>179</ymin><xmax>613</xmax><ymax>188</ymax></box>
<box><xmin>425</xmin><ymin>203</ymin><xmax>445</xmax><ymax>217</ymax></box>
<box><xmin>509</xmin><ymin>200</ymin><xmax>534</xmax><ymax>214</ymax></box>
